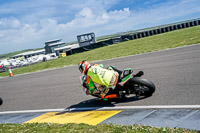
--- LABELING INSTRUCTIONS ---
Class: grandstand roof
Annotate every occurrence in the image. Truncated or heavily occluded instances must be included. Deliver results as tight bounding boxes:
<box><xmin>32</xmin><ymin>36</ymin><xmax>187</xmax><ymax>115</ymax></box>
<box><xmin>12</xmin><ymin>49</ymin><xmax>45</xmax><ymax>58</ymax></box>
<box><xmin>44</xmin><ymin>39</ymin><xmax>61</xmax><ymax>44</ymax></box>
<box><xmin>54</xmin><ymin>44</ymin><xmax>79</xmax><ymax>51</ymax></box>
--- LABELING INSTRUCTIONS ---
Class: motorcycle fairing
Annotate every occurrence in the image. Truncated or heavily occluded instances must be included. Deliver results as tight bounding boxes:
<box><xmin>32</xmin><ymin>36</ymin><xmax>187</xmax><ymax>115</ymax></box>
<box><xmin>118</xmin><ymin>74</ymin><xmax>131</xmax><ymax>86</ymax></box>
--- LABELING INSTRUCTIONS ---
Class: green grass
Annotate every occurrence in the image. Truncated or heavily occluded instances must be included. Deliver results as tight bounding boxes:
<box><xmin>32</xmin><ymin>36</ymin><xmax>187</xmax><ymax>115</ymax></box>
<box><xmin>0</xmin><ymin>25</ymin><xmax>200</xmax><ymax>77</ymax></box>
<box><xmin>0</xmin><ymin>123</ymin><xmax>197</xmax><ymax>133</ymax></box>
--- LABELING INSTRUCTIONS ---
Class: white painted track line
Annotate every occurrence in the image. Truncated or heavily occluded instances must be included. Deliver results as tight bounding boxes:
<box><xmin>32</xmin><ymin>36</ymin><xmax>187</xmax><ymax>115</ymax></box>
<box><xmin>0</xmin><ymin>105</ymin><xmax>200</xmax><ymax>115</ymax></box>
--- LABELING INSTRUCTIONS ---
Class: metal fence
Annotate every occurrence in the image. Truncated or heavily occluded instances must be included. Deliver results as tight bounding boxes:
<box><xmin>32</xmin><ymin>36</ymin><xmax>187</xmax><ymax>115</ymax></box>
<box><xmin>71</xmin><ymin>18</ymin><xmax>200</xmax><ymax>54</ymax></box>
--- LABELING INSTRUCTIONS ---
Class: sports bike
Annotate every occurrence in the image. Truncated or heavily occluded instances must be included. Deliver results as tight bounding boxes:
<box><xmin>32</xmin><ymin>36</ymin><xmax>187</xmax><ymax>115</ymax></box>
<box><xmin>81</xmin><ymin>68</ymin><xmax>156</xmax><ymax>99</ymax></box>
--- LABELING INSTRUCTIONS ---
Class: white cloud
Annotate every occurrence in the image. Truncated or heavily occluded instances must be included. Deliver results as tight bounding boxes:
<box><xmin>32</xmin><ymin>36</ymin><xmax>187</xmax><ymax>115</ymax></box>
<box><xmin>0</xmin><ymin>18</ymin><xmax>21</xmax><ymax>30</ymax></box>
<box><xmin>0</xmin><ymin>0</ymin><xmax>200</xmax><ymax>54</ymax></box>
<box><xmin>78</xmin><ymin>8</ymin><xmax>93</xmax><ymax>18</ymax></box>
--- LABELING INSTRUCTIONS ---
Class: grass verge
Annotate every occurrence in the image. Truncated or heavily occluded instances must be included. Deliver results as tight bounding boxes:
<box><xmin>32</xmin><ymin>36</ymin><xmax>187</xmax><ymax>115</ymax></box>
<box><xmin>0</xmin><ymin>123</ymin><xmax>198</xmax><ymax>133</ymax></box>
<box><xmin>0</xmin><ymin>25</ymin><xmax>200</xmax><ymax>77</ymax></box>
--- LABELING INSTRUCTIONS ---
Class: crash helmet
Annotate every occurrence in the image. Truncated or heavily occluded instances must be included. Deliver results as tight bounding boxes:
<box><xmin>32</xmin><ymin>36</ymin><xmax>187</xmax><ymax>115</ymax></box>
<box><xmin>78</xmin><ymin>60</ymin><xmax>91</xmax><ymax>74</ymax></box>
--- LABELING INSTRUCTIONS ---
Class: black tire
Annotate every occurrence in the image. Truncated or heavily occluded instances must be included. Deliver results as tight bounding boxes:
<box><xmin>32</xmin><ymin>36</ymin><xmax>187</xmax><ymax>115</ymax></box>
<box><xmin>0</xmin><ymin>97</ymin><xmax>3</xmax><ymax>105</ymax></box>
<box><xmin>129</xmin><ymin>77</ymin><xmax>156</xmax><ymax>96</ymax></box>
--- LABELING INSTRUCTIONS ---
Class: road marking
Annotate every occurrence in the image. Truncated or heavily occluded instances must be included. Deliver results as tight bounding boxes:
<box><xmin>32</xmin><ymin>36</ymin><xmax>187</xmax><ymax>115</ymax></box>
<box><xmin>1</xmin><ymin>105</ymin><xmax>200</xmax><ymax>115</ymax></box>
<box><xmin>0</xmin><ymin>108</ymin><xmax>65</xmax><ymax>115</ymax></box>
<box><xmin>25</xmin><ymin>110</ymin><xmax>122</xmax><ymax>125</ymax></box>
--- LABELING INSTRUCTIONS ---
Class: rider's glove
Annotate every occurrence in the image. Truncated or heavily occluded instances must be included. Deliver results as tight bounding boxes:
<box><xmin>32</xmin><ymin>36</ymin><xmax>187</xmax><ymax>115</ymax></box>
<box><xmin>82</xmin><ymin>81</ymin><xmax>89</xmax><ymax>89</ymax></box>
<box><xmin>81</xmin><ymin>75</ymin><xmax>89</xmax><ymax>89</ymax></box>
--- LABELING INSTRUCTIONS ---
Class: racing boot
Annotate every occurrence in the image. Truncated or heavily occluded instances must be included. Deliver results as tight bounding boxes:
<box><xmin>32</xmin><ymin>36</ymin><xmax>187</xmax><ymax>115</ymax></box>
<box><xmin>100</xmin><ymin>86</ymin><xmax>117</xmax><ymax>100</ymax></box>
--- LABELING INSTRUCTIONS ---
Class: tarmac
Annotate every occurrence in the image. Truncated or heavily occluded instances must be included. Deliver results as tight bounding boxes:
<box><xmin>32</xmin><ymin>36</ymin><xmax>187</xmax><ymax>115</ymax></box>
<box><xmin>0</xmin><ymin>107</ymin><xmax>199</xmax><ymax>131</ymax></box>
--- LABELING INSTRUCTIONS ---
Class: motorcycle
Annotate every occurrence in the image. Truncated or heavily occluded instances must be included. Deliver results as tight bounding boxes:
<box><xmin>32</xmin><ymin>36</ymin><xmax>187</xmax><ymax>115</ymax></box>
<box><xmin>81</xmin><ymin>67</ymin><xmax>156</xmax><ymax>99</ymax></box>
<box><xmin>0</xmin><ymin>97</ymin><xmax>3</xmax><ymax>105</ymax></box>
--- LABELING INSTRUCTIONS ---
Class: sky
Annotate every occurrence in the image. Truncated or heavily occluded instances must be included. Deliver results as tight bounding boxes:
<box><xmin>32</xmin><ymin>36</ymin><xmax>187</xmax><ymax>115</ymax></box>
<box><xmin>0</xmin><ymin>0</ymin><xmax>200</xmax><ymax>55</ymax></box>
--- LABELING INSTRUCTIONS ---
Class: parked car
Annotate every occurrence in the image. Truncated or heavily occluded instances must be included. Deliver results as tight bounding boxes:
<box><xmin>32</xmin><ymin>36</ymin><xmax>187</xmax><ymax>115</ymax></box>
<box><xmin>0</xmin><ymin>59</ymin><xmax>10</xmax><ymax>68</ymax></box>
<box><xmin>43</xmin><ymin>53</ymin><xmax>58</xmax><ymax>61</ymax></box>
<box><xmin>0</xmin><ymin>65</ymin><xmax>8</xmax><ymax>73</ymax></box>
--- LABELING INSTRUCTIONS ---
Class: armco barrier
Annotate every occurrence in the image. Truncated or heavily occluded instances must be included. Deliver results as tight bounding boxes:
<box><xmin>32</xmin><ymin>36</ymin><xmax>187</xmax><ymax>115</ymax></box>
<box><xmin>71</xmin><ymin>18</ymin><xmax>200</xmax><ymax>55</ymax></box>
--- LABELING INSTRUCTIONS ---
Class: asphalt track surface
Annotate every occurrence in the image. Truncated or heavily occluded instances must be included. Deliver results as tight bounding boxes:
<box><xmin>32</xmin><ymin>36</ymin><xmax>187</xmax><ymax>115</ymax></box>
<box><xmin>0</xmin><ymin>44</ymin><xmax>200</xmax><ymax>112</ymax></box>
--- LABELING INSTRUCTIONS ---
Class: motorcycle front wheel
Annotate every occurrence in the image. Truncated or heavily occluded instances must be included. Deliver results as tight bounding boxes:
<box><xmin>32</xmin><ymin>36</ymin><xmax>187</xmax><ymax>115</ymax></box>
<box><xmin>129</xmin><ymin>77</ymin><xmax>156</xmax><ymax>96</ymax></box>
<box><xmin>0</xmin><ymin>97</ymin><xmax>3</xmax><ymax>105</ymax></box>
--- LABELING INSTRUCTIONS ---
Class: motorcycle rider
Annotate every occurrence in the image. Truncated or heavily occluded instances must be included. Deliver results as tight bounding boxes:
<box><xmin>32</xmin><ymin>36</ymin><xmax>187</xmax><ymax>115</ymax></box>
<box><xmin>78</xmin><ymin>60</ymin><xmax>120</xmax><ymax>100</ymax></box>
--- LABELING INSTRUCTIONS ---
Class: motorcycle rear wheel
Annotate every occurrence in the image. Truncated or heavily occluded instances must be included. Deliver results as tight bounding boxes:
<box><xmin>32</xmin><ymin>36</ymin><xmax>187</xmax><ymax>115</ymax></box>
<box><xmin>129</xmin><ymin>77</ymin><xmax>156</xmax><ymax>96</ymax></box>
